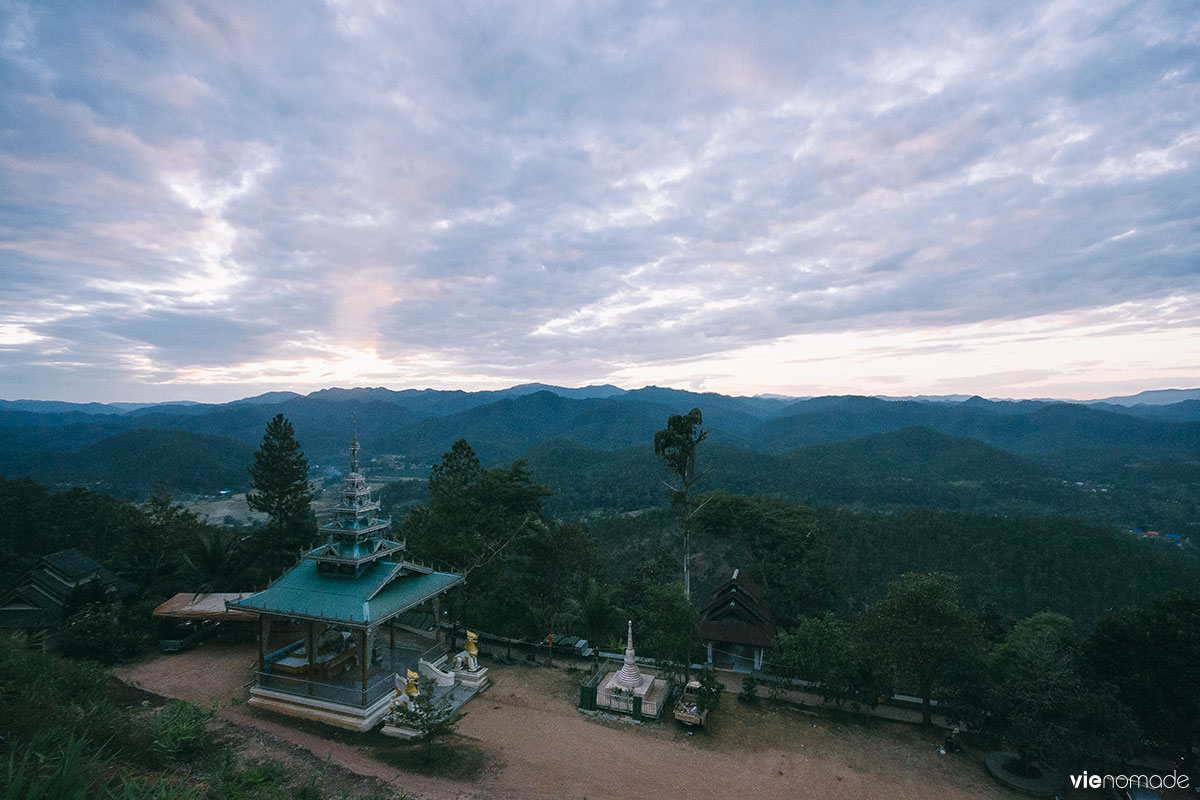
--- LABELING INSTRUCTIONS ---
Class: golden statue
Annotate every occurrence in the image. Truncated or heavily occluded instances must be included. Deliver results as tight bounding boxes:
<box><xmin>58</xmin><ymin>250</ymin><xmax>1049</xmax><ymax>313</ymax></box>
<box><xmin>465</xmin><ymin>631</ymin><xmax>479</xmax><ymax>658</ymax></box>
<box><xmin>389</xmin><ymin>668</ymin><xmax>422</xmax><ymax>721</ymax></box>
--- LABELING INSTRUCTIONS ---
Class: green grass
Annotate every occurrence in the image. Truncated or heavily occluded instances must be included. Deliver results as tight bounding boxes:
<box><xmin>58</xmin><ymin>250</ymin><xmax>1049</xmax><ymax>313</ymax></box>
<box><xmin>0</xmin><ymin>635</ymin><xmax>416</xmax><ymax>800</ymax></box>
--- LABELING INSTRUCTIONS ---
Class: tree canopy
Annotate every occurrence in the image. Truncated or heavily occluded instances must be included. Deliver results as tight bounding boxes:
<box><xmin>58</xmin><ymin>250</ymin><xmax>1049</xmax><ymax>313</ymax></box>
<box><xmin>971</xmin><ymin>612</ymin><xmax>1138</xmax><ymax>772</ymax></box>
<box><xmin>1085</xmin><ymin>589</ymin><xmax>1200</xmax><ymax>759</ymax></box>
<box><xmin>247</xmin><ymin>413</ymin><xmax>314</xmax><ymax>566</ymax></box>
<box><xmin>857</xmin><ymin>572</ymin><xmax>983</xmax><ymax>724</ymax></box>
<box><xmin>653</xmin><ymin>407</ymin><xmax>707</xmax><ymax>496</ymax></box>
<box><xmin>402</xmin><ymin>438</ymin><xmax>595</xmax><ymax>640</ymax></box>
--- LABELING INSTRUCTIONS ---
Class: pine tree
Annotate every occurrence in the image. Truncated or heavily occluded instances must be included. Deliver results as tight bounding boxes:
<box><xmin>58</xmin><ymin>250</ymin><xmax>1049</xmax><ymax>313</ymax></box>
<box><xmin>247</xmin><ymin>414</ymin><xmax>314</xmax><ymax>560</ymax></box>
<box><xmin>393</xmin><ymin>677</ymin><xmax>467</xmax><ymax>757</ymax></box>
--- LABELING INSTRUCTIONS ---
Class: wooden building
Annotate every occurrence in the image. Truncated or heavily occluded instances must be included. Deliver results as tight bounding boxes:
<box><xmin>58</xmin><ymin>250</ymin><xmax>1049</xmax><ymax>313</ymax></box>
<box><xmin>698</xmin><ymin>568</ymin><xmax>775</xmax><ymax>672</ymax></box>
<box><xmin>0</xmin><ymin>549</ymin><xmax>135</xmax><ymax>649</ymax></box>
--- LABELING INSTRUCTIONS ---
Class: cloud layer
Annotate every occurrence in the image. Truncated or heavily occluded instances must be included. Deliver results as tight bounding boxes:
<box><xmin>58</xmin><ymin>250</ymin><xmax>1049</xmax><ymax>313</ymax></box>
<box><xmin>1</xmin><ymin>0</ymin><xmax>1198</xmax><ymax>401</ymax></box>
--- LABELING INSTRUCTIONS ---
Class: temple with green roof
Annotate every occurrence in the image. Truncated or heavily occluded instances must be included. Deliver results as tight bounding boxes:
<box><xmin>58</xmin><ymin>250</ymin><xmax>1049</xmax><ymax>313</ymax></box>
<box><xmin>229</xmin><ymin>430</ymin><xmax>466</xmax><ymax>731</ymax></box>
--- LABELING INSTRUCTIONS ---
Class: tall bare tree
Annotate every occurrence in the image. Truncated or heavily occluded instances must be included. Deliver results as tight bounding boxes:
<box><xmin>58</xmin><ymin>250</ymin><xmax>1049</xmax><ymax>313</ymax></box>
<box><xmin>654</xmin><ymin>408</ymin><xmax>708</xmax><ymax>598</ymax></box>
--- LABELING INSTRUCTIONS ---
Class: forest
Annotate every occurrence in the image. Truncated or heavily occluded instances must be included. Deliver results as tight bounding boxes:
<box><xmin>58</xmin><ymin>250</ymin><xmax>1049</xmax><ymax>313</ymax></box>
<box><xmin>2</xmin><ymin>401</ymin><xmax>1199</xmax><ymax>794</ymax></box>
<box><xmin>3</xmin><ymin>386</ymin><xmax>1199</xmax><ymax>536</ymax></box>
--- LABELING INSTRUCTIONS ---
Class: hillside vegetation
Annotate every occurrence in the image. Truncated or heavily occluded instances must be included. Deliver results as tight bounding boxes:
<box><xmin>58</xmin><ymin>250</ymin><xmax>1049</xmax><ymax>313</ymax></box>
<box><xmin>3</xmin><ymin>386</ymin><xmax>1199</xmax><ymax>533</ymax></box>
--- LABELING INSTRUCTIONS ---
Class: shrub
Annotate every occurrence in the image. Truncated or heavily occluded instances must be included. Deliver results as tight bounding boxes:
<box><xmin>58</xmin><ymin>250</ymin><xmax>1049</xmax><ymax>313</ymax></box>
<box><xmin>207</xmin><ymin>748</ymin><xmax>292</xmax><ymax>800</ymax></box>
<box><xmin>694</xmin><ymin>667</ymin><xmax>725</xmax><ymax>712</ymax></box>
<box><xmin>1</xmin><ymin>732</ymin><xmax>101</xmax><ymax>800</ymax></box>
<box><xmin>150</xmin><ymin>701</ymin><xmax>214</xmax><ymax>763</ymax></box>
<box><xmin>739</xmin><ymin>675</ymin><xmax>759</xmax><ymax>704</ymax></box>
<box><xmin>57</xmin><ymin>603</ymin><xmax>143</xmax><ymax>664</ymax></box>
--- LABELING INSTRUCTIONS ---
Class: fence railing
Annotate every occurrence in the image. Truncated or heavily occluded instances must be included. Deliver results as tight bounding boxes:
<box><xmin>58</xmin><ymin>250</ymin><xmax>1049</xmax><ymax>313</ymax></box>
<box><xmin>263</xmin><ymin>640</ymin><xmax>302</xmax><ymax>667</ymax></box>
<box><xmin>254</xmin><ymin>670</ymin><xmax>395</xmax><ymax>708</ymax></box>
<box><xmin>419</xmin><ymin>640</ymin><xmax>447</xmax><ymax>664</ymax></box>
<box><xmin>594</xmin><ymin>687</ymin><xmax>664</xmax><ymax>718</ymax></box>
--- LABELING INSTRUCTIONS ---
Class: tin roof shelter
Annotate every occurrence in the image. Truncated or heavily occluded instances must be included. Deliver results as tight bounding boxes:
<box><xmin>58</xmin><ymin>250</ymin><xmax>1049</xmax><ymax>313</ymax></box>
<box><xmin>228</xmin><ymin>430</ymin><xmax>465</xmax><ymax>731</ymax></box>
<box><xmin>154</xmin><ymin>593</ymin><xmax>257</xmax><ymax>622</ymax></box>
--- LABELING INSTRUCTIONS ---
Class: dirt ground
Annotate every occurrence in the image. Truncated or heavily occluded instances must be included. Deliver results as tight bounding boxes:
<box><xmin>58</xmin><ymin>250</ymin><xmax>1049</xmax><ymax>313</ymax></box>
<box><xmin>180</xmin><ymin>494</ymin><xmax>266</xmax><ymax>526</ymax></box>
<box><xmin>117</xmin><ymin>640</ymin><xmax>1041</xmax><ymax>800</ymax></box>
<box><xmin>183</xmin><ymin>490</ymin><xmax>341</xmax><ymax>525</ymax></box>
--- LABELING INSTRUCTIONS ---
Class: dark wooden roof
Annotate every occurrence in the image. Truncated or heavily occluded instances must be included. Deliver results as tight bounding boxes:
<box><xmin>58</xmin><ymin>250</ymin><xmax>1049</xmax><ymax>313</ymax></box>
<box><xmin>42</xmin><ymin>549</ymin><xmax>109</xmax><ymax>581</ymax></box>
<box><xmin>698</xmin><ymin>568</ymin><xmax>775</xmax><ymax>648</ymax></box>
<box><xmin>0</xmin><ymin>549</ymin><xmax>131</xmax><ymax>630</ymax></box>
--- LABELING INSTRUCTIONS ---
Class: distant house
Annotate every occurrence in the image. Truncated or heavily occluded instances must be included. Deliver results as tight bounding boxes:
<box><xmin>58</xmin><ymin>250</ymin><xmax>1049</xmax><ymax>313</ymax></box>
<box><xmin>0</xmin><ymin>548</ymin><xmax>136</xmax><ymax>649</ymax></box>
<box><xmin>699</xmin><ymin>568</ymin><xmax>775</xmax><ymax>672</ymax></box>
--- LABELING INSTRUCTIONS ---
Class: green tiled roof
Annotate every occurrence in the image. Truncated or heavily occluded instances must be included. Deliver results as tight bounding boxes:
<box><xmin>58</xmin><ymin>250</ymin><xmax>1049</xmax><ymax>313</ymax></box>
<box><xmin>228</xmin><ymin>559</ymin><xmax>463</xmax><ymax>625</ymax></box>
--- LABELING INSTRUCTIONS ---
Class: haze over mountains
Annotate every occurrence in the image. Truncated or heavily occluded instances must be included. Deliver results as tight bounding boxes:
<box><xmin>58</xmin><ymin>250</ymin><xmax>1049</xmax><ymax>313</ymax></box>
<box><xmin>2</xmin><ymin>384</ymin><xmax>1198</xmax><ymax>533</ymax></box>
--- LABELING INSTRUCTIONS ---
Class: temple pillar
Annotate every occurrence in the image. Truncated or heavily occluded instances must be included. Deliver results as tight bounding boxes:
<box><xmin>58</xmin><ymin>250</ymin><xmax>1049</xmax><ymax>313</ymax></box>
<box><xmin>306</xmin><ymin>620</ymin><xmax>315</xmax><ymax>695</ymax></box>
<box><xmin>706</xmin><ymin>642</ymin><xmax>713</xmax><ymax>665</ymax></box>
<box><xmin>258</xmin><ymin>616</ymin><xmax>271</xmax><ymax>672</ymax></box>
<box><xmin>754</xmin><ymin>647</ymin><xmax>763</xmax><ymax>671</ymax></box>
<box><xmin>366</xmin><ymin>626</ymin><xmax>380</xmax><ymax>668</ymax></box>
<box><xmin>434</xmin><ymin>595</ymin><xmax>442</xmax><ymax>643</ymax></box>
<box><xmin>359</xmin><ymin>628</ymin><xmax>369</xmax><ymax>706</ymax></box>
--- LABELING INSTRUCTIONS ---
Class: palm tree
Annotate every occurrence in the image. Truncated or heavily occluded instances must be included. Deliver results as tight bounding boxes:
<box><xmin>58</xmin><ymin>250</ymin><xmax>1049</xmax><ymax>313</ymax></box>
<box><xmin>565</xmin><ymin>579</ymin><xmax>623</xmax><ymax>668</ymax></box>
<box><xmin>184</xmin><ymin>528</ymin><xmax>250</xmax><ymax>592</ymax></box>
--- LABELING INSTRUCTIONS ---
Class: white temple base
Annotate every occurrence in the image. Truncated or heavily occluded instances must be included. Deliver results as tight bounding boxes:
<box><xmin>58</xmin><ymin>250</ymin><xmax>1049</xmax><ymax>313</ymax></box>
<box><xmin>247</xmin><ymin>685</ymin><xmax>393</xmax><ymax>732</ymax></box>
<box><xmin>456</xmin><ymin>667</ymin><xmax>489</xmax><ymax>689</ymax></box>
<box><xmin>380</xmin><ymin>722</ymin><xmax>421</xmax><ymax>739</ymax></box>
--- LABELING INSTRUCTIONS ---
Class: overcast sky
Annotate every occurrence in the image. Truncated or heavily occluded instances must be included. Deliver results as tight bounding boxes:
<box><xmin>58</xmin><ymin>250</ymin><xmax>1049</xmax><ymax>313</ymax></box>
<box><xmin>1</xmin><ymin>1</ymin><xmax>1198</xmax><ymax>403</ymax></box>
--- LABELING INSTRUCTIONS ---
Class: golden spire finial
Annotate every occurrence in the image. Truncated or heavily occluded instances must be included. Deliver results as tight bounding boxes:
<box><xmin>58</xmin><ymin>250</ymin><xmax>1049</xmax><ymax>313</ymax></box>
<box><xmin>350</xmin><ymin>414</ymin><xmax>360</xmax><ymax>473</ymax></box>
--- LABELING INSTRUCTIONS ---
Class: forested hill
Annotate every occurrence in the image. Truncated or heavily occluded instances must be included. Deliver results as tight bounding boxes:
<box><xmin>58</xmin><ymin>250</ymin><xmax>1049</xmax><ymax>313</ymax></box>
<box><xmin>2</xmin><ymin>385</ymin><xmax>1199</xmax><ymax>531</ymax></box>
<box><xmin>520</xmin><ymin>428</ymin><xmax>1198</xmax><ymax>530</ymax></box>
<box><xmin>754</xmin><ymin>395</ymin><xmax>1200</xmax><ymax>456</ymax></box>
<box><xmin>5</xmin><ymin>429</ymin><xmax>254</xmax><ymax>498</ymax></box>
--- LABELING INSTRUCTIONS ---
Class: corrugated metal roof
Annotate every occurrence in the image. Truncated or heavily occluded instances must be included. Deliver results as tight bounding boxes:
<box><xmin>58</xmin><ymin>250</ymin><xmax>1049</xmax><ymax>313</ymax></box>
<box><xmin>227</xmin><ymin>560</ymin><xmax>462</xmax><ymax>626</ymax></box>
<box><xmin>154</xmin><ymin>592</ymin><xmax>258</xmax><ymax>621</ymax></box>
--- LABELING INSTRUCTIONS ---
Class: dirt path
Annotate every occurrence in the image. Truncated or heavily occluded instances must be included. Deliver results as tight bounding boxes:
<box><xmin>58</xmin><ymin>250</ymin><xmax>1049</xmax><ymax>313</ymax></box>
<box><xmin>119</xmin><ymin>641</ymin><xmax>1016</xmax><ymax>800</ymax></box>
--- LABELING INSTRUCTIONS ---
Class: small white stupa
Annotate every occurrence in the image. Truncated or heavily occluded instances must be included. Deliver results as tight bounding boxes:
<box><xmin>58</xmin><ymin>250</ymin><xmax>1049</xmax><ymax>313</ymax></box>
<box><xmin>598</xmin><ymin>619</ymin><xmax>668</xmax><ymax>716</ymax></box>
<box><xmin>615</xmin><ymin>619</ymin><xmax>645</xmax><ymax>689</ymax></box>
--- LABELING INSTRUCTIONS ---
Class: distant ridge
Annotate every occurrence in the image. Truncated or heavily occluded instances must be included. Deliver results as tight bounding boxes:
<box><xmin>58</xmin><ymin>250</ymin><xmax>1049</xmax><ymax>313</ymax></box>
<box><xmin>7</xmin><ymin>428</ymin><xmax>253</xmax><ymax>496</ymax></box>
<box><xmin>0</xmin><ymin>399</ymin><xmax>121</xmax><ymax>415</ymax></box>
<box><xmin>1089</xmin><ymin>387</ymin><xmax>1200</xmax><ymax>406</ymax></box>
<box><xmin>5</xmin><ymin>384</ymin><xmax>1199</xmax><ymax>409</ymax></box>
<box><xmin>498</xmin><ymin>383</ymin><xmax>626</xmax><ymax>400</ymax></box>
<box><xmin>876</xmin><ymin>394</ymin><xmax>975</xmax><ymax>403</ymax></box>
<box><xmin>231</xmin><ymin>391</ymin><xmax>303</xmax><ymax>405</ymax></box>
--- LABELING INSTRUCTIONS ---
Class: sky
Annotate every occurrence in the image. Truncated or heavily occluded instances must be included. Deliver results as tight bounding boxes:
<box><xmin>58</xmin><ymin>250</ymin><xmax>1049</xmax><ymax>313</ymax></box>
<box><xmin>1</xmin><ymin>1</ymin><xmax>1198</xmax><ymax>404</ymax></box>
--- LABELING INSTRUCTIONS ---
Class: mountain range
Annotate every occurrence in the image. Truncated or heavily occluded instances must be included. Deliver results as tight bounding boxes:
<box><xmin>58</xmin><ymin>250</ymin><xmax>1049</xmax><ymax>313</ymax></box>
<box><xmin>1</xmin><ymin>384</ymin><xmax>1198</xmax><ymax>531</ymax></box>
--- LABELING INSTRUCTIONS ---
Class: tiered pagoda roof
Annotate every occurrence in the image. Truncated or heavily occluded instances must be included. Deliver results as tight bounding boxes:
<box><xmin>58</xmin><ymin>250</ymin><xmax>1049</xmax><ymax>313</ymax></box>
<box><xmin>306</xmin><ymin>428</ymin><xmax>404</xmax><ymax>573</ymax></box>
<box><xmin>229</xmin><ymin>427</ymin><xmax>463</xmax><ymax>627</ymax></box>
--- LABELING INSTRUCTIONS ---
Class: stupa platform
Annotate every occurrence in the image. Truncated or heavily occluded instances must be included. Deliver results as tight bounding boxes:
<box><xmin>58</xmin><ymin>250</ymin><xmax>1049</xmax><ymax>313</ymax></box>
<box><xmin>591</xmin><ymin>620</ymin><xmax>669</xmax><ymax>717</ymax></box>
<box><xmin>594</xmin><ymin>670</ymin><xmax>669</xmax><ymax>717</ymax></box>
